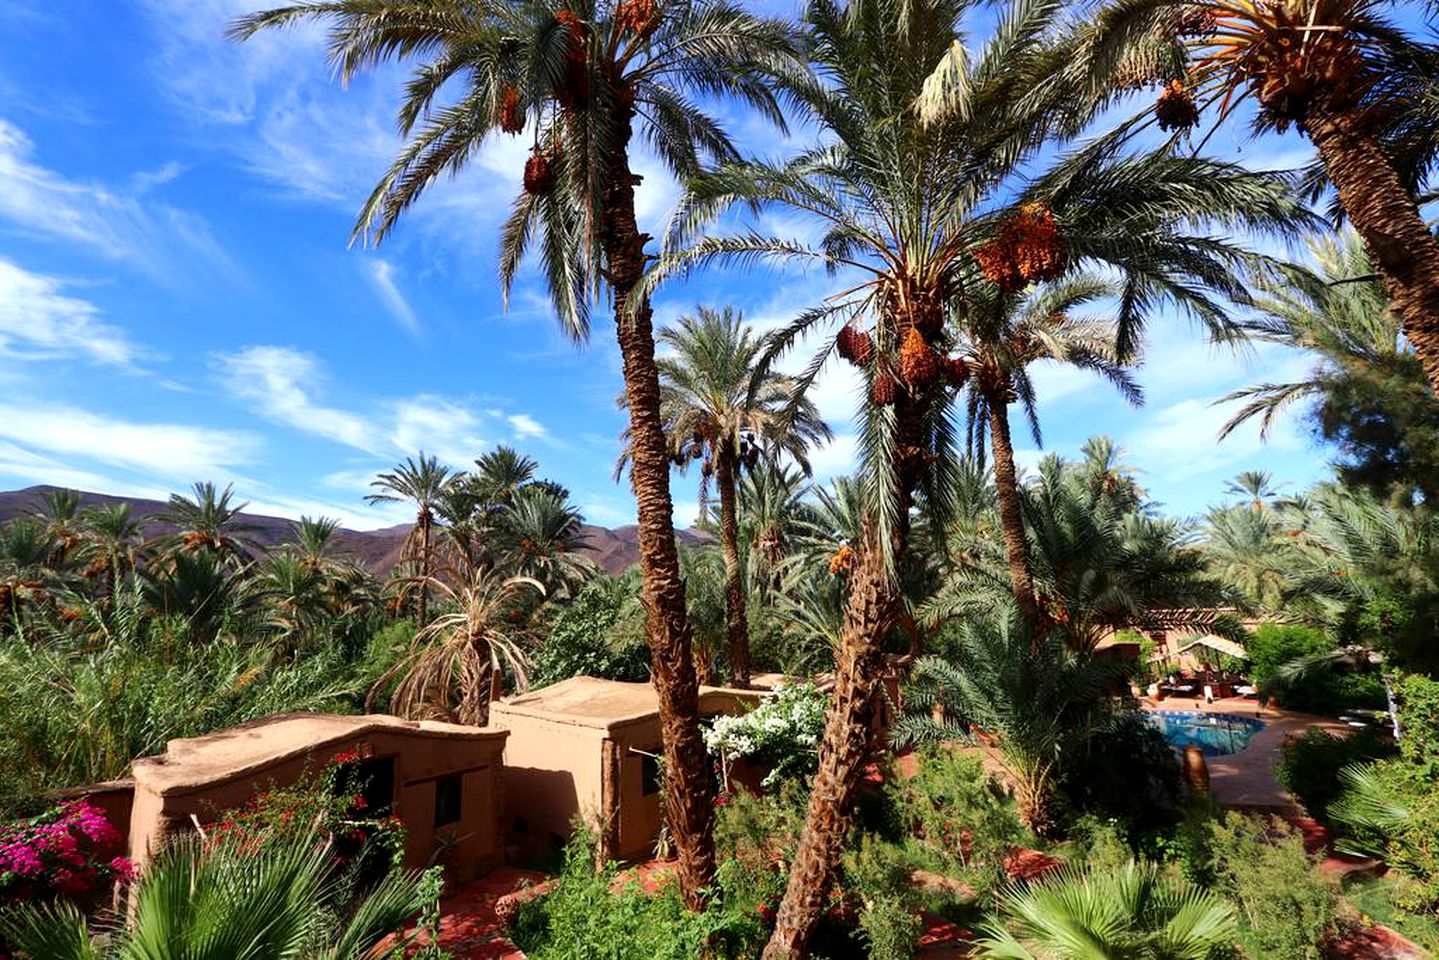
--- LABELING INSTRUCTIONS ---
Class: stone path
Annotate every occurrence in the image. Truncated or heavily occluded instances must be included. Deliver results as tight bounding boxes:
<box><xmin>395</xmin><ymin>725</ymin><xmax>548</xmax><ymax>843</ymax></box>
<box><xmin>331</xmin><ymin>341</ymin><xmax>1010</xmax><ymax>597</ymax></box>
<box><xmin>399</xmin><ymin>867</ymin><xmax>544</xmax><ymax>959</ymax></box>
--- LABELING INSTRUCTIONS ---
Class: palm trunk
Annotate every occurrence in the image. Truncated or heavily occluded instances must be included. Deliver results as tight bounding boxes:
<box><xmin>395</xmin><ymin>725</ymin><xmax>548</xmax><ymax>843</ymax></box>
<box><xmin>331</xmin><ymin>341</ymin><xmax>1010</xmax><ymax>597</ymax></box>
<box><xmin>987</xmin><ymin>395</ymin><xmax>1038</xmax><ymax>622</ymax></box>
<box><xmin>415</xmin><ymin>509</ymin><xmax>431</xmax><ymax>629</ymax></box>
<box><xmin>603</xmin><ymin>104</ymin><xmax>715</xmax><ymax>908</ymax></box>
<box><xmin>763</xmin><ymin>523</ymin><xmax>901</xmax><ymax>959</ymax></box>
<box><xmin>716</xmin><ymin>443</ymin><xmax>750</xmax><ymax>686</ymax></box>
<box><xmin>1308</xmin><ymin>109</ymin><xmax>1439</xmax><ymax>396</ymax></box>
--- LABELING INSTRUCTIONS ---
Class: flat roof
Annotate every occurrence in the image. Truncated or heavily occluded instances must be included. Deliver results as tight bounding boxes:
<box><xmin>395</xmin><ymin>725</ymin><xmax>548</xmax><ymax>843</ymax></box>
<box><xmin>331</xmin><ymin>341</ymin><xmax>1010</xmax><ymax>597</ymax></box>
<box><xmin>492</xmin><ymin>677</ymin><xmax>758</xmax><ymax>733</ymax></box>
<box><xmin>132</xmin><ymin>712</ymin><xmax>506</xmax><ymax>796</ymax></box>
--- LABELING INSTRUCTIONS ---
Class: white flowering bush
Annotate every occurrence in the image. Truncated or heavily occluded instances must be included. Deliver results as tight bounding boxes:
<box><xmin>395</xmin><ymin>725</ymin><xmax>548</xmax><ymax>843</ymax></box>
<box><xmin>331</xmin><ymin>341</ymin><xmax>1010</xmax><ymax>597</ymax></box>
<box><xmin>703</xmin><ymin>682</ymin><xmax>828</xmax><ymax>791</ymax></box>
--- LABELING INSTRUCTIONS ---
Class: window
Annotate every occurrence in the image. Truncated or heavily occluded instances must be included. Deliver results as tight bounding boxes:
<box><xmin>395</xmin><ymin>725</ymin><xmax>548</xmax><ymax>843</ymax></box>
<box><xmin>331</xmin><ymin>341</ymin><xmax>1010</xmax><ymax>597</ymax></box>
<box><xmin>640</xmin><ymin>754</ymin><xmax>662</xmax><ymax>797</ymax></box>
<box><xmin>434</xmin><ymin>775</ymin><xmax>462</xmax><ymax>827</ymax></box>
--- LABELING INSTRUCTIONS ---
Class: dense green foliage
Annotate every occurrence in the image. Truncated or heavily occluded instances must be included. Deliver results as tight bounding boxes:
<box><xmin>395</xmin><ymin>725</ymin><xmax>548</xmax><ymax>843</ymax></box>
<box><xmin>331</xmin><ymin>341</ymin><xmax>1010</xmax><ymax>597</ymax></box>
<box><xmin>1206</xmin><ymin>815</ymin><xmax>1338</xmax><ymax>959</ymax></box>
<box><xmin>1276</xmin><ymin>728</ymin><xmax>1396</xmax><ymax>822</ymax></box>
<box><xmin>1248</xmin><ymin>623</ymin><xmax>1386</xmax><ymax>713</ymax></box>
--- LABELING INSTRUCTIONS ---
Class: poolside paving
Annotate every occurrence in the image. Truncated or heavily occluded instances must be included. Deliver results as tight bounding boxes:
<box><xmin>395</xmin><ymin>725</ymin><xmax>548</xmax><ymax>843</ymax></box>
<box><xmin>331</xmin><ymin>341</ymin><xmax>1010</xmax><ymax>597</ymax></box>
<box><xmin>1140</xmin><ymin>696</ymin><xmax>1350</xmax><ymax>812</ymax></box>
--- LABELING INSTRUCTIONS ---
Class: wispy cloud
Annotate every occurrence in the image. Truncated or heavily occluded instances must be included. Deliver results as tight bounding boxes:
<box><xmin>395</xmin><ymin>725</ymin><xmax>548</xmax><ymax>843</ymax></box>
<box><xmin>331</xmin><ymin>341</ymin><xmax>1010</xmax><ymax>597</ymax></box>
<box><xmin>0</xmin><ymin>118</ymin><xmax>237</xmax><ymax>285</ymax></box>
<box><xmin>508</xmin><ymin>413</ymin><xmax>548</xmax><ymax>440</ymax></box>
<box><xmin>216</xmin><ymin>345</ymin><xmax>379</xmax><ymax>451</ymax></box>
<box><xmin>364</xmin><ymin>257</ymin><xmax>422</xmax><ymax>337</ymax></box>
<box><xmin>0</xmin><ymin>402</ymin><xmax>258</xmax><ymax>480</ymax></box>
<box><xmin>0</xmin><ymin>258</ymin><xmax>142</xmax><ymax>367</ymax></box>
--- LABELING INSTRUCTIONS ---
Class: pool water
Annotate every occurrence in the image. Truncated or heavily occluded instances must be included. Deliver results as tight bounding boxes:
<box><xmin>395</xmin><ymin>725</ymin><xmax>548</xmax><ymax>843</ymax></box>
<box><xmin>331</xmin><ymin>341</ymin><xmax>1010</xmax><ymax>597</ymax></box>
<box><xmin>1146</xmin><ymin>711</ymin><xmax>1265</xmax><ymax>757</ymax></box>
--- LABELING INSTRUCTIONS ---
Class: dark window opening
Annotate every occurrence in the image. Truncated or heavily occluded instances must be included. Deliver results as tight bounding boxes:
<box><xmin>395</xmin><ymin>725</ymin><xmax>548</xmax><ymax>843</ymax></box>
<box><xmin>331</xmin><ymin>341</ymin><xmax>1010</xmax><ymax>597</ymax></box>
<box><xmin>434</xmin><ymin>775</ymin><xmax>462</xmax><ymax>827</ymax></box>
<box><xmin>640</xmin><ymin>753</ymin><xmax>662</xmax><ymax>797</ymax></box>
<box><xmin>334</xmin><ymin>756</ymin><xmax>395</xmax><ymax>818</ymax></box>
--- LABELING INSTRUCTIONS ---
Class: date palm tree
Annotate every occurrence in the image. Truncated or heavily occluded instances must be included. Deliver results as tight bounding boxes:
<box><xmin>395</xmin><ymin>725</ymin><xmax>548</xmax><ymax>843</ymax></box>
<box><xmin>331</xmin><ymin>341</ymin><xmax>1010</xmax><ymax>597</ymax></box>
<box><xmin>33</xmin><ymin>488</ymin><xmax>83</xmax><ymax>570</ymax></box>
<box><xmin>1101</xmin><ymin>0</ymin><xmax>1439</xmax><ymax>394</ymax></box>
<box><xmin>495</xmin><ymin>484</ymin><xmax>597</xmax><ymax>598</ymax></box>
<box><xmin>369</xmin><ymin>560</ymin><xmax>542</xmax><ymax>725</ymax></box>
<box><xmin>652</xmin><ymin>0</ymin><xmax>1303</xmax><ymax>946</ymax></box>
<box><xmin>958</xmin><ymin>275</ymin><xmax>1143</xmax><ymax>621</ymax></box>
<box><xmin>635</xmin><ymin>306</ymin><xmax>830</xmax><ymax>684</ymax></box>
<box><xmin>77</xmin><ymin>503</ymin><xmax>143</xmax><ymax>602</ymax></box>
<box><xmin>157</xmin><ymin>482</ymin><xmax>261</xmax><ymax>567</ymax></box>
<box><xmin>366</xmin><ymin>454</ymin><xmax>454</xmax><ymax>628</ymax></box>
<box><xmin>230</xmin><ymin>1</ymin><xmax>802</xmax><ymax>903</ymax></box>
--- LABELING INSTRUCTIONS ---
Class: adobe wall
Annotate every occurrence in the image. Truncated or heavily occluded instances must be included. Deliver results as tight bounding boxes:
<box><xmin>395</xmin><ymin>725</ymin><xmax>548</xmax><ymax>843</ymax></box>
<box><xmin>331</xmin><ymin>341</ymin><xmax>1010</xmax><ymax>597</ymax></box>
<box><xmin>493</xmin><ymin>714</ymin><xmax>604</xmax><ymax>863</ymax></box>
<box><xmin>128</xmin><ymin>714</ymin><xmax>507</xmax><ymax>882</ymax></box>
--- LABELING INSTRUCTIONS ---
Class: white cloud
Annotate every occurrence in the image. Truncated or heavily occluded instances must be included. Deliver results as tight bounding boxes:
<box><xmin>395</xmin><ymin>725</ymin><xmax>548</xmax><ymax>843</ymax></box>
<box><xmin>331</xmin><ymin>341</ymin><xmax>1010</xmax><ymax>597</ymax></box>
<box><xmin>364</xmin><ymin>258</ymin><xmax>422</xmax><ymax>337</ymax></box>
<box><xmin>216</xmin><ymin>345</ymin><xmax>378</xmax><ymax>451</ymax></box>
<box><xmin>1124</xmin><ymin>396</ymin><xmax>1302</xmax><ymax>483</ymax></box>
<box><xmin>0</xmin><ymin>403</ymin><xmax>257</xmax><ymax>480</ymax></box>
<box><xmin>0</xmin><ymin>259</ymin><xmax>141</xmax><ymax>367</ymax></box>
<box><xmin>0</xmin><ymin>118</ymin><xmax>236</xmax><ymax>284</ymax></box>
<box><xmin>508</xmin><ymin>413</ymin><xmax>547</xmax><ymax>439</ymax></box>
<box><xmin>390</xmin><ymin>395</ymin><xmax>488</xmax><ymax>467</ymax></box>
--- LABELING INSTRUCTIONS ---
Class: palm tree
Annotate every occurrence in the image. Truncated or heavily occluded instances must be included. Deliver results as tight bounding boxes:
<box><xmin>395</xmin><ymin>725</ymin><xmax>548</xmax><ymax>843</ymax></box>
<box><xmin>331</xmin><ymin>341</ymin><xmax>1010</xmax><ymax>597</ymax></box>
<box><xmin>77</xmin><ymin>503</ymin><xmax>143</xmax><ymax>602</ymax></box>
<box><xmin>739</xmin><ymin>461</ymin><xmax>817</xmax><ymax>604</ymax></box>
<box><xmin>158</xmin><ymin>482</ymin><xmax>261</xmax><ymax>566</ymax></box>
<box><xmin>495</xmin><ymin>484</ymin><xmax>597</xmax><ymax>598</ymax></box>
<box><xmin>1225</xmin><ymin>470</ymin><xmax>1280</xmax><ymax>510</ymax></box>
<box><xmin>141</xmin><ymin>550</ymin><xmax>255</xmax><ymax>645</ymax></box>
<box><xmin>958</xmin><ymin>276</ymin><xmax>1143</xmax><ymax>621</ymax></box>
<box><xmin>369</xmin><ymin>561</ymin><xmax>543</xmax><ymax>726</ymax></box>
<box><xmin>1106</xmin><ymin>0</ymin><xmax>1439</xmax><ymax>395</ymax></box>
<box><xmin>0</xmin><ymin>517</ymin><xmax>53</xmax><ymax>634</ymax></box>
<box><xmin>652</xmin><ymin>0</ymin><xmax>1303</xmax><ymax>945</ymax></box>
<box><xmin>0</xmin><ymin>830</ymin><xmax>438</xmax><ymax>960</ymax></box>
<box><xmin>1218</xmin><ymin>233</ymin><xmax>1439</xmax><ymax>503</ymax></box>
<box><xmin>975</xmin><ymin>861</ymin><xmax>1237</xmax><ymax>958</ymax></box>
<box><xmin>640</xmin><ymin>306</ymin><xmax>831</xmax><ymax>684</ymax></box>
<box><xmin>32</xmin><ymin>488</ymin><xmax>83</xmax><ymax>570</ymax></box>
<box><xmin>366</xmin><ymin>454</ymin><xmax>454</xmax><ymax>628</ymax></box>
<box><xmin>895</xmin><ymin>604</ymin><xmax>1127</xmax><ymax>834</ymax></box>
<box><xmin>229</xmin><ymin>4</ymin><xmax>801</xmax><ymax>903</ymax></box>
<box><xmin>1201</xmin><ymin>503</ymin><xmax>1291</xmax><ymax>610</ymax></box>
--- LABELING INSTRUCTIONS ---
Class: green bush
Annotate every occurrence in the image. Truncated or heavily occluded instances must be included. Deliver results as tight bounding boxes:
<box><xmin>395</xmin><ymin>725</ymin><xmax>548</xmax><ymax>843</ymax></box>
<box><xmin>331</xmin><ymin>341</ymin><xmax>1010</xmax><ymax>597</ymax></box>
<box><xmin>843</xmin><ymin>835</ymin><xmax>921</xmax><ymax>960</ymax></box>
<box><xmin>1207</xmin><ymin>813</ymin><xmax>1337</xmax><ymax>959</ymax></box>
<box><xmin>531</xmin><ymin>578</ymin><xmax>650</xmax><ymax>686</ymax></box>
<box><xmin>510</xmin><ymin>829</ymin><xmax>766</xmax><ymax>960</ymax></box>
<box><xmin>1276</xmin><ymin>727</ymin><xmax>1396</xmax><ymax>822</ymax></box>
<box><xmin>1247</xmin><ymin>624</ymin><xmax>1385</xmax><ymax>714</ymax></box>
<box><xmin>887</xmin><ymin>748</ymin><xmax>1023</xmax><ymax>890</ymax></box>
<box><xmin>1061</xmin><ymin>712</ymin><xmax>1182</xmax><ymax>836</ymax></box>
<box><xmin>1326</xmin><ymin>674</ymin><xmax>1439</xmax><ymax>914</ymax></box>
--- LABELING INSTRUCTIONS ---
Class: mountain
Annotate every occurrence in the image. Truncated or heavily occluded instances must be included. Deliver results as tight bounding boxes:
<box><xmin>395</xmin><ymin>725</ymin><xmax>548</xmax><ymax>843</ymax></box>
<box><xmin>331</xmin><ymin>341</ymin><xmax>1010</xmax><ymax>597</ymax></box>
<box><xmin>0</xmin><ymin>485</ymin><xmax>709</xmax><ymax>577</ymax></box>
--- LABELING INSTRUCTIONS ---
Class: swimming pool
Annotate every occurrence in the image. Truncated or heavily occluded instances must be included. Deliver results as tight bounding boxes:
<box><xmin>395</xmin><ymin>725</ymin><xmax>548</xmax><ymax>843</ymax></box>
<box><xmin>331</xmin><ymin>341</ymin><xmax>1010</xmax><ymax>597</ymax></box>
<box><xmin>1146</xmin><ymin>711</ymin><xmax>1265</xmax><ymax>757</ymax></box>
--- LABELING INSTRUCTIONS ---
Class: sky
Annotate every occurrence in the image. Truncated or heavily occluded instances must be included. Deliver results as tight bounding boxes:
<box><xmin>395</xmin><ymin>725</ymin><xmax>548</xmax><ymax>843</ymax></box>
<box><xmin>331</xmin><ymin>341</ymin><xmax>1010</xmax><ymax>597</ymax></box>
<box><xmin>0</xmin><ymin>0</ymin><xmax>1338</xmax><ymax>531</ymax></box>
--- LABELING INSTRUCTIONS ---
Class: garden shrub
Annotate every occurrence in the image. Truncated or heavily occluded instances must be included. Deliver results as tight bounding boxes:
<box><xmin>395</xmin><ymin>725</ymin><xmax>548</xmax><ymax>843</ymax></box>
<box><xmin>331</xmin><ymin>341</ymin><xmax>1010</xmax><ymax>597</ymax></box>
<box><xmin>887</xmin><ymin>747</ymin><xmax>1023</xmax><ymax>890</ymax></box>
<box><xmin>530</xmin><ymin>579</ymin><xmax>649</xmax><ymax>686</ymax></box>
<box><xmin>843</xmin><ymin>835</ymin><xmax>921</xmax><ymax>960</ymax></box>
<box><xmin>1276</xmin><ymin>727</ymin><xmax>1396</xmax><ymax>821</ymax></box>
<box><xmin>703</xmin><ymin>681</ymin><xmax>827</xmax><ymax>791</ymax></box>
<box><xmin>0</xmin><ymin>799</ymin><xmax>131</xmax><ymax>907</ymax></box>
<box><xmin>1060</xmin><ymin>711</ymin><xmax>1181</xmax><ymax>836</ymax></box>
<box><xmin>510</xmin><ymin>828</ymin><xmax>767</xmax><ymax>960</ymax></box>
<box><xmin>1247</xmin><ymin>624</ymin><xmax>1385</xmax><ymax>714</ymax></box>
<box><xmin>1326</xmin><ymin>673</ymin><xmax>1439</xmax><ymax>915</ymax></box>
<box><xmin>1207</xmin><ymin>813</ymin><xmax>1337</xmax><ymax>959</ymax></box>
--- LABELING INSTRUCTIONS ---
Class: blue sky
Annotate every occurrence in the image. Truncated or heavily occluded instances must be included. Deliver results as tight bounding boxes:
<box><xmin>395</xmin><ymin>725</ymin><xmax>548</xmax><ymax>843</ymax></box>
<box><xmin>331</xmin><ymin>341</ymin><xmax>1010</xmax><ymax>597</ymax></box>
<box><xmin>0</xmin><ymin>0</ymin><xmax>1334</xmax><ymax>530</ymax></box>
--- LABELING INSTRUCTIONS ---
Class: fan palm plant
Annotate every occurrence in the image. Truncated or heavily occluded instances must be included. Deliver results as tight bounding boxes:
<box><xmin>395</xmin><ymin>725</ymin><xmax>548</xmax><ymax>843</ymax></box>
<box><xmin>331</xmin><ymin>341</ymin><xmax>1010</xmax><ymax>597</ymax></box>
<box><xmin>229</xmin><ymin>4</ymin><xmax>802</xmax><ymax>900</ymax></box>
<box><xmin>368</xmin><ymin>560</ymin><xmax>542</xmax><ymax>726</ymax></box>
<box><xmin>975</xmin><ymin>860</ymin><xmax>1237</xmax><ymax>959</ymax></box>
<box><xmin>650</xmin><ymin>0</ymin><xmax>1303</xmax><ymax>946</ymax></box>
<box><xmin>366</xmin><ymin>454</ymin><xmax>455</xmax><ymax>628</ymax></box>
<box><xmin>1094</xmin><ymin>0</ymin><xmax>1439</xmax><ymax>395</ymax></box>
<box><xmin>634</xmin><ymin>306</ymin><xmax>831</xmax><ymax>684</ymax></box>
<box><xmin>0</xmin><ymin>830</ymin><xmax>437</xmax><ymax>960</ymax></box>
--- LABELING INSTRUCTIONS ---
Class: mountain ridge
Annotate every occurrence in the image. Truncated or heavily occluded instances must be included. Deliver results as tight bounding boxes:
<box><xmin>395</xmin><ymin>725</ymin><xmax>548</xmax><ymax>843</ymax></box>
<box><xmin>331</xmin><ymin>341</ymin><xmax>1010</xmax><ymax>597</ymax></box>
<box><xmin>0</xmin><ymin>485</ymin><xmax>707</xmax><ymax>577</ymax></box>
